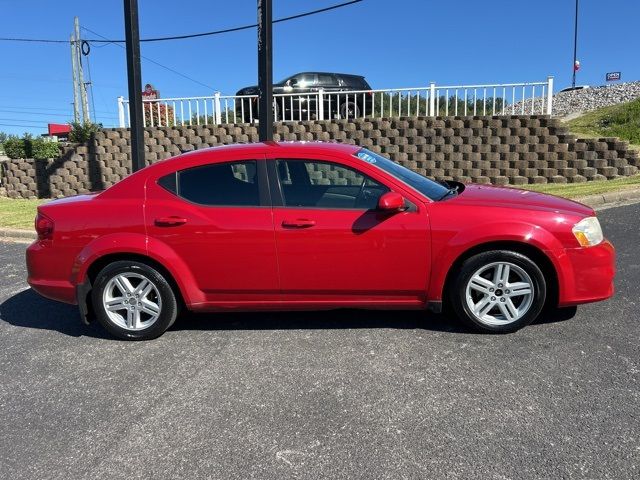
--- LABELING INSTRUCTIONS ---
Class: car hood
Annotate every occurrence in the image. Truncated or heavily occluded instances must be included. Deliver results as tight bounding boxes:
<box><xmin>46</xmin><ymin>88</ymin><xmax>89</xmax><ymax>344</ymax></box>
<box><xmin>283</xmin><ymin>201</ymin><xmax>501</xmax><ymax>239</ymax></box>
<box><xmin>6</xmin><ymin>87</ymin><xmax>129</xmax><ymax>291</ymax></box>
<box><xmin>236</xmin><ymin>85</ymin><xmax>258</xmax><ymax>95</ymax></box>
<box><xmin>236</xmin><ymin>82</ymin><xmax>286</xmax><ymax>95</ymax></box>
<box><xmin>447</xmin><ymin>184</ymin><xmax>593</xmax><ymax>216</ymax></box>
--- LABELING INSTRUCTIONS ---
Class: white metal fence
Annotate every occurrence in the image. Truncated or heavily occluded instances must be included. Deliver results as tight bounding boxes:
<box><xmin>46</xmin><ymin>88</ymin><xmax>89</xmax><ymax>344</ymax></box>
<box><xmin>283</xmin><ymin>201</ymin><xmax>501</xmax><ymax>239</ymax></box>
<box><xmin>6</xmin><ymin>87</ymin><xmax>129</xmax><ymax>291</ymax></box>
<box><xmin>118</xmin><ymin>77</ymin><xmax>554</xmax><ymax>128</ymax></box>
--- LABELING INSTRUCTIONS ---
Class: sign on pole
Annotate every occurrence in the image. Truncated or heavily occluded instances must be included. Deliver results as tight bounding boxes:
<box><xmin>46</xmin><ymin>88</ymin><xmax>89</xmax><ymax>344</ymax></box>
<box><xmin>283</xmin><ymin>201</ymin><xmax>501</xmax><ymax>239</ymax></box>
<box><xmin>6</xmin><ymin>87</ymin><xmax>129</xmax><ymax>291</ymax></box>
<box><xmin>606</xmin><ymin>72</ymin><xmax>621</xmax><ymax>82</ymax></box>
<box><xmin>142</xmin><ymin>84</ymin><xmax>160</xmax><ymax>101</ymax></box>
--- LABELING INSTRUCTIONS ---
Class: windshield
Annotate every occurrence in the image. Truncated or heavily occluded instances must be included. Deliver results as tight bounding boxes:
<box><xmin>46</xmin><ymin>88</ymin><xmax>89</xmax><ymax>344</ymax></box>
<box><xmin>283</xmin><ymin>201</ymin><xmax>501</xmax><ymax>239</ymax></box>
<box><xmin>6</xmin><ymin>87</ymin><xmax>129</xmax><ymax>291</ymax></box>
<box><xmin>354</xmin><ymin>148</ymin><xmax>450</xmax><ymax>200</ymax></box>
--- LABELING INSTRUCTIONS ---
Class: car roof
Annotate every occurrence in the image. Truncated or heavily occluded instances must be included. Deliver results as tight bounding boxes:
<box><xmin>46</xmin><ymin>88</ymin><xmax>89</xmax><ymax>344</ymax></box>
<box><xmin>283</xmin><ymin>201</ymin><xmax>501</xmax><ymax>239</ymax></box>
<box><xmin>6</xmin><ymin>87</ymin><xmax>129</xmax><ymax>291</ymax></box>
<box><xmin>157</xmin><ymin>141</ymin><xmax>361</xmax><ymax>167</ymax></box>
<box><xmin>295</xmin><ymin>72</ymin><xmax>366</xmax><ymax>79</ymax></box>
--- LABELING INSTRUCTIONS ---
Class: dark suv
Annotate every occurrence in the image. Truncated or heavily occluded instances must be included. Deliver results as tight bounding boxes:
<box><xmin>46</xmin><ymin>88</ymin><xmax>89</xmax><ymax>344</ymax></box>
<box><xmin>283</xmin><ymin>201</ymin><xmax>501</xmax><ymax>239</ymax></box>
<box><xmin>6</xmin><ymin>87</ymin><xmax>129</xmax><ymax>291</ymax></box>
<box><xmin>235</xmin><ymin>72</ymin><xmax>373</xmax><ymax>123</ymax></box>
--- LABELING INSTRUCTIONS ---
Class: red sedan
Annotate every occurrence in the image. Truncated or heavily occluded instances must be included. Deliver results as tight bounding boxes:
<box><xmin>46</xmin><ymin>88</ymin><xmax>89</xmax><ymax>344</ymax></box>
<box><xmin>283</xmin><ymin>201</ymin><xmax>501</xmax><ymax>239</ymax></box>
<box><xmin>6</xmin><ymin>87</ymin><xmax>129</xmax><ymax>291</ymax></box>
<box><xmin>26</xmin><ymin>142</ymin><xmax>615</xmax><ymax>340</ymax></box>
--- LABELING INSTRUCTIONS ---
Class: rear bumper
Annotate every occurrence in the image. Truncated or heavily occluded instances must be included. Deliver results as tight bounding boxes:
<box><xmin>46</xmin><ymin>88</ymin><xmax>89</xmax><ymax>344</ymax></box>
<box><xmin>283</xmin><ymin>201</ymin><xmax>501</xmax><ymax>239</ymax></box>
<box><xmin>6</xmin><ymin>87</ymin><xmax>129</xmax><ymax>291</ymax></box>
<box><xmin>26</xmin><ymin>241</ymin><xmax>76</xmax><ymax>305</ymax></box>
<box><xmin>557</xmin><ymin>240</ymin><xmax>615</xmax><ymax>306</ymax></box>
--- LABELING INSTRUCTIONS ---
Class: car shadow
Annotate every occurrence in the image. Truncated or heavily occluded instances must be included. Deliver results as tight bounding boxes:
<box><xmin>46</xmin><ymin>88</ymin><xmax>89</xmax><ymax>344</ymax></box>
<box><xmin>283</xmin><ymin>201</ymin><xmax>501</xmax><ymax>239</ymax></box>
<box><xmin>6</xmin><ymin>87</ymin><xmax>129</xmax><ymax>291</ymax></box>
<box><xmin>0</xmin><ymin>288</ymin><xmax>111</xmax><ymax>339</ymax></box>
<box><xmin>533</xmin><ymin>305</ymin><xmax>578</xmax><ymax>325</ymax></box>
<box><xmin>0</xmin><ymin>288</ymin><xmax>578</xmax><ymax>339</ymax></box>
<box><xmin>174</xmin><ymin>308</ymin><xmax>465</xmax><ymax>333</ymax></box>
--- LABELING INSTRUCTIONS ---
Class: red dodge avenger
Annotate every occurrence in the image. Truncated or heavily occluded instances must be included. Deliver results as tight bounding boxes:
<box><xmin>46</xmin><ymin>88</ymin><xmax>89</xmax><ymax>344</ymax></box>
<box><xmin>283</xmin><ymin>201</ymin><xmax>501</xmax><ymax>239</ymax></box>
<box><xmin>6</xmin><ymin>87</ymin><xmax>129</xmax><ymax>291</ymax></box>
<box><xmin>26</xmin><ymin>142</ymin><xmax>615</xmax><ymax>340</ymax></box>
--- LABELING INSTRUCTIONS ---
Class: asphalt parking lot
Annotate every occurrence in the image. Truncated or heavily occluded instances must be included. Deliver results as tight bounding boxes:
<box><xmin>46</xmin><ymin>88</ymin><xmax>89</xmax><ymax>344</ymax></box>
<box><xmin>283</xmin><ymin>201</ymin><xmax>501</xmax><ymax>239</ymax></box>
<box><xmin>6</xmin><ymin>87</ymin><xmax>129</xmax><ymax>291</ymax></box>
<box><xmin>0</xmin><ymin>203</ymin><xmax>638</xmax><ymax>480</ymax></box>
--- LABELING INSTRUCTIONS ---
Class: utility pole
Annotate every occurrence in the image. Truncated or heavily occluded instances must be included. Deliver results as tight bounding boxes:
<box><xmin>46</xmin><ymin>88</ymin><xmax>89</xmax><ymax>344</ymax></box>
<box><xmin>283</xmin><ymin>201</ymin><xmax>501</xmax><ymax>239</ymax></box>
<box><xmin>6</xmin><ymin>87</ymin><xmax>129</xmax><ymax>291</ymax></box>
<box><xmin>74</xmin><ymin>17</ymin><xmax>90</xmax><ymax>123</ymax></box>
<box><xmin>70</xmin><ymin>34</ymin><xmax>80</xmax><ymax>123</ymax></box>
<box><xmin>257</xmin><ymin>0</ymin><xmax>273</xmax><ymax>141</ymax></box>
<box><xmin>572</xmin><ymin>0</ymin><xmax>579</xmax><ymax>89</ymax></box>
<box><xmin>123</xmin><ymin>0</ymin><xmax>145</xmax><ymax>172</ymax></box>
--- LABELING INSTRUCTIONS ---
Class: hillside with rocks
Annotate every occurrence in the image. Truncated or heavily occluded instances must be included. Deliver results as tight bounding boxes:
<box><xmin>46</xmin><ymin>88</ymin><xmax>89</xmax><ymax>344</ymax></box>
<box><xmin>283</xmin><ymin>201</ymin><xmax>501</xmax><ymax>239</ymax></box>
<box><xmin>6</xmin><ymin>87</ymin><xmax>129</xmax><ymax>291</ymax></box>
<box><xmin>553</xmin><ymin>81</ymin><xmax>640</xmax><ymax>118</ymax></box>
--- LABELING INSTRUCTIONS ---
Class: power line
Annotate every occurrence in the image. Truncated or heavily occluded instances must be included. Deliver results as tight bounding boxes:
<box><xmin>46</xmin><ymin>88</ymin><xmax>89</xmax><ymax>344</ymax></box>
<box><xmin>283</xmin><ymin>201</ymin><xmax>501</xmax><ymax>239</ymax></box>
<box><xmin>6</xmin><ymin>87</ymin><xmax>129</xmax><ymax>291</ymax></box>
<box><xmin>0</xmin><ymin>37</ymin><xmax>67</xmax><ymax>44</ymax></box>
<box><xmin>82</xmin><ymin>42</ymin><xmax>98</xmax><ymax>122</ymax></box>
<box><xmin>117</xmin><ymin>0</ymin><xmax>364</xmax><ymax>43</ymax></box>
<box><xmin>0</xmin><ymin>117</ymin><xmax>50</xmax><ymax>122</ymax></box>
<box><xmin>0</xmin><ymin>109</ymin><xmax>70</xmax><ymax>117</ymax></box>
<box><xmin>0</xmin><ymin>105</ymin><xmax>114</xmax><ymax>114</ymax></box>
<box><xmin>81</xmin><ymin>26</ymin><xmax>215</xmax><ymax>91</ymax></box>
<box><xmin>0</xmin><ymin>109</ymin><xmax>118</xmax><ymax>119</ymax></box>
<box><xmin>0</xmin><ymin>1</ymin><xmax>363</xmax><ymax>44</ymax></box>
<box><xmin>0</xmin><ymin>122</ymin><xmax>48</xmax><ymax>128</ymax></box>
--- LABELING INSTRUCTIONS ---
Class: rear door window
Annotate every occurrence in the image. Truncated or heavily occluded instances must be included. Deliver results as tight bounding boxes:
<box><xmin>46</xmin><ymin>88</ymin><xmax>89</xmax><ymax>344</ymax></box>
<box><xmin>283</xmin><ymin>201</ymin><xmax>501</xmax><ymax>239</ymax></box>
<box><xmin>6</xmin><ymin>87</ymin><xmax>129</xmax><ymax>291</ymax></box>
<box><xmin>317</xmin><ymin>74</ymin><xmax>335</xmax><ymax>86</ymax></box>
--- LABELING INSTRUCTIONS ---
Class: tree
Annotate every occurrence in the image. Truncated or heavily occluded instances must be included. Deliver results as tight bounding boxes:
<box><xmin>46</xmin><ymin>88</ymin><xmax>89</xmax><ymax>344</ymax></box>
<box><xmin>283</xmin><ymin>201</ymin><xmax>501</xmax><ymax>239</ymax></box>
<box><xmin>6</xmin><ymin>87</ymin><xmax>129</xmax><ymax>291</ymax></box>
<box><xmin>144</xmin><ymin>102</ymin><xmax>175</xmax><ymax>127</ymax></box>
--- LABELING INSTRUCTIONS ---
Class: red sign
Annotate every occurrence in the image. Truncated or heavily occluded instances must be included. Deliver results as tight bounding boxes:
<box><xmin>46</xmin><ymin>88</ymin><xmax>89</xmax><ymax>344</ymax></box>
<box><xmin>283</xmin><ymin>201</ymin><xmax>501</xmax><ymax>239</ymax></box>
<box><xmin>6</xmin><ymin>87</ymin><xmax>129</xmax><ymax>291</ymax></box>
<box><xmin>142</xmin><ymin>83</ymin><xmax>160</xmax><ymax>100</ymax></box>
<box><xmin>48</xmin><ymin>123</ymin><xmax>71</xmax><ymax>136</ymax></box>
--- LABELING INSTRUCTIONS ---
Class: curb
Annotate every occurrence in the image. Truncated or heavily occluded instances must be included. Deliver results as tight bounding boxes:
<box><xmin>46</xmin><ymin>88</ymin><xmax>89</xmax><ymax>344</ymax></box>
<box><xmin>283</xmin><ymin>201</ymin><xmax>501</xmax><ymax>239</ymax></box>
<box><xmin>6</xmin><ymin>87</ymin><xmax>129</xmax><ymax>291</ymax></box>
<box><xmin>0</xmin><ymin>228</ymin><xmax>35</xmax><ymax>241</ymax></box>
<box><xmin>574</xmin><ymin>187</ymin><xmax>640</xmax><ymax>209</ymax></box>
<box><xmin>1</xmin><ymin>188</ymin><xmax>640</xmax><ymax>243</ymax></box>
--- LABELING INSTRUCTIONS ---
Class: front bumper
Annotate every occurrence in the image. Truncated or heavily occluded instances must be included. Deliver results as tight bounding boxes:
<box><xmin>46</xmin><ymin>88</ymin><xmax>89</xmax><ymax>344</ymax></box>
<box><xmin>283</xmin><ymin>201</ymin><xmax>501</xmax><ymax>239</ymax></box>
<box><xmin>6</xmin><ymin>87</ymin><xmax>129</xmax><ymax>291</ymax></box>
<box><xmin>557</xmin><ymin>239</ymin><xmax>615</xmax><ymax>306</ymax></box>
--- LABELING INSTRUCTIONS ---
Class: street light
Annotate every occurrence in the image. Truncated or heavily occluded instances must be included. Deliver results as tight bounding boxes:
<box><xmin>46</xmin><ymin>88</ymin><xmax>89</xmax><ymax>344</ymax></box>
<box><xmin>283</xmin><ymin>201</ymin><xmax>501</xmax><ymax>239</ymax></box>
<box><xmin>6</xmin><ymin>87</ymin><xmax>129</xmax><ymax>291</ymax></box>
<box><xmin>572</xmin><ymin>0</ymin><xmax>579</xmax><ymax>89</ymax></box>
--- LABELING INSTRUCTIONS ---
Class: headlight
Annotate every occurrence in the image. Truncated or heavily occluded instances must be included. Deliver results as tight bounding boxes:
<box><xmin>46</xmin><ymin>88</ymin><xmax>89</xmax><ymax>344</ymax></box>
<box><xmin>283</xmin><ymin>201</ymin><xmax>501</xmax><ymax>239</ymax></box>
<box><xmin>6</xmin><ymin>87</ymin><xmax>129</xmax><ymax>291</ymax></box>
<box><xmin>572</xmin><ymin>216</ymin><xmax>604</xmax><ymax>247</ymax></box>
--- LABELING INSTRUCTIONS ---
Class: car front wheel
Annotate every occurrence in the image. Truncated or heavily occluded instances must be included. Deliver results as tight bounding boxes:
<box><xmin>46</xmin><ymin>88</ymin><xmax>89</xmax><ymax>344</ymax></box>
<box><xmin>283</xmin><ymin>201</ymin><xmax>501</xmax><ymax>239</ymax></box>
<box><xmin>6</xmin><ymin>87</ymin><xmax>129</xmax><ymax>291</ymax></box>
<box><xmin>91</xmin><ymin>260</ymin><xmax>178</xmax><ymax>340</ymax></box>
<box><xmin>450</xmin><ymin>250</ymin><xmax>547</xmax><ymax>333</ymax></box>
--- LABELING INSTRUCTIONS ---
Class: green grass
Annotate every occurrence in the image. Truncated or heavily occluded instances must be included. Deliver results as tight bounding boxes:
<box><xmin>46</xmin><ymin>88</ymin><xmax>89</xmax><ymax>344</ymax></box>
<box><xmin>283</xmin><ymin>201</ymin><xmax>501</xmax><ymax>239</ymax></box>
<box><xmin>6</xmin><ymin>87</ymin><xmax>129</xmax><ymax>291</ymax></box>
<box><xmin>0</xmin><ymin>197</ymin><xmax>44</xmax><ymax>230</ymax></box>
<box><xmin>564</xmin><ymin>97</ymin><xmax>640</xmax><ymax>151</ymax></box>
<box><xmin>521</xmin><ymin>174</ymin><xmax>640</xmax><ymax>198</ymax></box>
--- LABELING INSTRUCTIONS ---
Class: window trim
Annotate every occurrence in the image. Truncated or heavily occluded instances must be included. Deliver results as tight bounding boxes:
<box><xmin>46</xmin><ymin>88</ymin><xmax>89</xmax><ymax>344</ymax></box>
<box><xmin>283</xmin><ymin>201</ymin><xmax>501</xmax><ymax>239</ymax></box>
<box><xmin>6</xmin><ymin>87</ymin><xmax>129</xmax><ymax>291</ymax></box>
<box><xmin>155</xmin><ymin>158</ymin><xmax>271</xmax><ymax>208</ymax></box>
<box><xmin>268</xmin><ymin>158</ymin><xmax>396</xmax><ymax>211</ymax></box>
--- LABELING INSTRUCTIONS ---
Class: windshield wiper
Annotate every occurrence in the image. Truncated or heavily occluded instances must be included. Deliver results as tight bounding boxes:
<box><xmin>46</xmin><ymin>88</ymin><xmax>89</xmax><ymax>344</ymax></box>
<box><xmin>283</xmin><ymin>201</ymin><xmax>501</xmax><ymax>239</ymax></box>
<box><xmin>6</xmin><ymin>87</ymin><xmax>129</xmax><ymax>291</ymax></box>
<box><xmin>436</xmin><ymin>181</ymin><xmax>459</xmax><ymax>201</ymax></box>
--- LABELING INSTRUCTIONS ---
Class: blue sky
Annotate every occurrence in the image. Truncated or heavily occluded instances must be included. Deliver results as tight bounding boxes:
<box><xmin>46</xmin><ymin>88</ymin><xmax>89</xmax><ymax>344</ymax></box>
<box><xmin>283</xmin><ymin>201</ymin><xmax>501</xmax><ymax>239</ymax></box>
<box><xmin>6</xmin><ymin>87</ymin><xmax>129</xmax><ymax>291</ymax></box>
<box><xmin>1</xmin><ymin>0</ymin><xmax>638</xmax><ymax>135</ymax></box>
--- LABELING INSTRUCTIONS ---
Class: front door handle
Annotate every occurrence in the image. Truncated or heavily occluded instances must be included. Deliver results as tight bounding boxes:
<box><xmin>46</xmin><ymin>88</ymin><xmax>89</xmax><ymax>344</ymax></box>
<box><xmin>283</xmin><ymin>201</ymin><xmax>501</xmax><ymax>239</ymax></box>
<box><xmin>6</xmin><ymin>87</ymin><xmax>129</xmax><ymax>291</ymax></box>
<box><xmin>154</xmin><ymin>216</ymin><xmax>187</xmax><ymax>227</ymax></box>
<box><xmin>282</xmin><ymin>218</ymin><xmax>316</xmax><ymax>228</ymax></box>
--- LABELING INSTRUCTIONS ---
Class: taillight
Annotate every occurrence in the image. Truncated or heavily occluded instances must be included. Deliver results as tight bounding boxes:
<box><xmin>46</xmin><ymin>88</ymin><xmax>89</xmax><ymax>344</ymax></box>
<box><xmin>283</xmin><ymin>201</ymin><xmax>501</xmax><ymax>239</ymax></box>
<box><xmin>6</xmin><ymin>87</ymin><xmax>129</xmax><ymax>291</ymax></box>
<box><xmin>35</xmin><ymin>212</ymin><xmax>54</xmax><ymax>240</ymax></box>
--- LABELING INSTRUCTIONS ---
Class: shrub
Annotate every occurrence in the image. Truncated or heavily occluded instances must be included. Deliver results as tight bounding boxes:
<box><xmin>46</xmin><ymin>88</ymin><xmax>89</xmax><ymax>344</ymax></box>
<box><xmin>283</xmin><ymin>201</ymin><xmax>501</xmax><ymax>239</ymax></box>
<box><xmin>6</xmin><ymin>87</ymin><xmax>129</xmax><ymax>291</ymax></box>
<box><xmin>2</xmin><ymin>135</ymin><xmax>60</xmax><ymax>159</ymax></box>
<box><xmin>144</xmin><ymin>102</ymin><xmax>175</xmax><ymax>127</ymax></box>
<box><xmin>3</xmin><ymin>137</ymin><xmax>27</xmax><ymax>159</ymax></box>
<box><xmin>31</xmin><ymin>138</ymin><xmax>60</xmax><ymax>159</ymax></box>
<box><xmin>69</xmin><ymin>122</ymin><xmax>102</xmax><ymax>143</ymax></box>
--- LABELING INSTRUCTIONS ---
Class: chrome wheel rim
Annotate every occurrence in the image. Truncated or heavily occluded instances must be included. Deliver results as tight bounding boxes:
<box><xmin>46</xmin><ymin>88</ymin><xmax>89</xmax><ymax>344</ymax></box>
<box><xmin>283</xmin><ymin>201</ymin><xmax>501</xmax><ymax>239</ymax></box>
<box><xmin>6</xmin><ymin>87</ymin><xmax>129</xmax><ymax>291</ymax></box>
<box><xmin>102</xmin><ymin>273</ymin><xmax>162</xmax><ymax>331</ymax></box>
<box><xmin>465</xmin><ymin>262</ymin><xmax>534</xmax><ymax>326</ymax></box>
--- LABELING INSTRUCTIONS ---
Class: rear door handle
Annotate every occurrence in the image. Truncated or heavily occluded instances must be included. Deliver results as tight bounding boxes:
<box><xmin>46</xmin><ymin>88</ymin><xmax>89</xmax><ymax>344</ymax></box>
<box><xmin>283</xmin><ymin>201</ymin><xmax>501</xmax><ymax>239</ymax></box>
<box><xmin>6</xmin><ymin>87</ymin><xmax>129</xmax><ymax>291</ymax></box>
<box><xmin>282</xmin><ymin>218</ymin><xmax>316</xmax><ymax>228</ymax></box>
<box><xmin>154</xmin><ymin>216</ymin><xmax>187</xmax><ymax>227</ymax></box>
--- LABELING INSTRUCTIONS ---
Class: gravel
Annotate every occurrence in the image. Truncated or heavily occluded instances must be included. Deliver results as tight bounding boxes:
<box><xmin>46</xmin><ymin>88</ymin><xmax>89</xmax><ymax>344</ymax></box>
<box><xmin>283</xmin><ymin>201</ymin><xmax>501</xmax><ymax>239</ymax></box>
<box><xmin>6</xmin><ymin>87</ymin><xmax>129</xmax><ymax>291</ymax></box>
<box><xmin>552</xmin><ymin>81</ymin><xmax>640</xmax><ymax>118</ymax></box>
<box><xmin>505</xmin><ymin>81</ymin><xmax>640</xmax><ymax>119</ymax></box>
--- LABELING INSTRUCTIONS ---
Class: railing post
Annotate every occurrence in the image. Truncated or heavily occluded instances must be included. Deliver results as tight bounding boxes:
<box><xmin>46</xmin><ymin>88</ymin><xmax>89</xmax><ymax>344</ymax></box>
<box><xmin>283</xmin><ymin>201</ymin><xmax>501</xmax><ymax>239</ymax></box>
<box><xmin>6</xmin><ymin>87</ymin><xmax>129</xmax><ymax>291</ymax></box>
<box><xmin>214</xmin><ymin>92</ymin><xmax>222</xmax><ymax>124</ymax></box>
<box><xmin>117</xmin><ymin>96</ymin><xmax>126</xmax><ymax>127</ymax></box>
<box><xmin>546</xmin><ymin>76</ymin><xmax>554</xmax><ymax>115</ymax></box>
<box><xmin>429</xmin><ymin>81</ymin><xmax>436</xmax><ymax>116</ymax></box>
<box><xmin>318</xmin><ymin>88</ymin><xmax>324</xmax><ymax>121</ymax></box>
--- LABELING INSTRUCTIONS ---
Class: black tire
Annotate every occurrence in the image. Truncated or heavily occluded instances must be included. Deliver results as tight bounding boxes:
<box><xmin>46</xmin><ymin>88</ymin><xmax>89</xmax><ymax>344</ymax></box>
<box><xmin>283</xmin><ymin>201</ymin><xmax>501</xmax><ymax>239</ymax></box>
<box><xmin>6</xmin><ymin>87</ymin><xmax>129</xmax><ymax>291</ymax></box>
<box><xmin>91</xmin><ymin>260</ymin><xmax>178</xmax><ymax>340</ymax></box>
<box><xmin>450</xmin><ymin>250</ymin><xmax>546</xmax><ymax>333</ymax></box>
<box><xmin>340</xmin><ymin>101</ymin><xmax>360</xmax><ymax>119</ymax></box>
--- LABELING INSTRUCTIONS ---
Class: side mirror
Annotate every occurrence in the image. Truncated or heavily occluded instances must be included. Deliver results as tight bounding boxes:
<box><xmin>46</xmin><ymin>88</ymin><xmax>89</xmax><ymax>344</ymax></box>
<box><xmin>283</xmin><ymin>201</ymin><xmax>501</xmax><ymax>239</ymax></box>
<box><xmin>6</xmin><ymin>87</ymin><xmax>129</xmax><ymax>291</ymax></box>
<box><xmin>289</xmin><ymin>78</ymin><xmax>298</xmax><ymax>87</ymax></box>
<box><xmin>377</xmin><ymin>192</ymin><xmax>406</xmax><ymax>212</ymax></box>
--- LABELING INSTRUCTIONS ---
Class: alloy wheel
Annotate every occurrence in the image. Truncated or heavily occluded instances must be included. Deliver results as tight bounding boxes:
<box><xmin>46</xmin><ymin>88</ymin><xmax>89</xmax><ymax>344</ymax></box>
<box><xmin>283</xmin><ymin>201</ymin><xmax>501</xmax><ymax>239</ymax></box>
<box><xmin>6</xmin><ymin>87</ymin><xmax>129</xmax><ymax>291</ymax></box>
<box><xmin>102</xmin><ymin>273</ymin><xmax>162</xmax><ymax>331</ymax></box>
<box><xmin>464</xmin><ymin>261</ymin><xmax>534</xmax><ymax>326</ymax></box>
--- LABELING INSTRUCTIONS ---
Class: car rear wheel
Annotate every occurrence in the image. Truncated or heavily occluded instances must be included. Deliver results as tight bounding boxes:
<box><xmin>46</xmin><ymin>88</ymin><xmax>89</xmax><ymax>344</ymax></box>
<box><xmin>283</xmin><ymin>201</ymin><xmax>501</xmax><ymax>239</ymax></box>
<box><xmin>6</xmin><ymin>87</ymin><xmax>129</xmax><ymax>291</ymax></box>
<box><xmin>450</xmin><ymin>250</ymin><xmax>546</xmax><ymax>333</ymax></box>
<box><xmin>340</xmin><ymin>101</ymin><xmax>360</xmax><ymax>119</ymax></box>
<box><xmin>91</xmin><ymin>260</ymin><xmax>178</xmax><ymax>340</ymax></box>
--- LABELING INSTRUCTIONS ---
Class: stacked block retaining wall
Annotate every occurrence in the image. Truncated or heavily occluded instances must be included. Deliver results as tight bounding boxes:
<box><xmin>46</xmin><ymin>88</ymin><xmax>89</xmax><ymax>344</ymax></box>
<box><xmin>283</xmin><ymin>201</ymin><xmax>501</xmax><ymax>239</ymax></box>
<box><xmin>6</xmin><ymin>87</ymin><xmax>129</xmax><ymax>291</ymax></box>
<box><xmin>1</xmin><ymin>115</ymin><xmax>638</xmax><ymax>199</ymax></box>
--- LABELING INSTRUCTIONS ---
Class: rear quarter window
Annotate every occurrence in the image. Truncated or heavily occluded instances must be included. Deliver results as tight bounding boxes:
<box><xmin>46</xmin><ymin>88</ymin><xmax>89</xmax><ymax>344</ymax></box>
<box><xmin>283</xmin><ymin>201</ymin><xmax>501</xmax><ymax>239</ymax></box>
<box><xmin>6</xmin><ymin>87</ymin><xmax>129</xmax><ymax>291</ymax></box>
<box><xmin>339</xmin><ymin>76</ymin><xmax>370</xmax><ymax>90</ymax></box>
<box><xmin>157</xmin><ymin>161</ymin><xmax>260</xmax><ymax>206</ymax></box>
